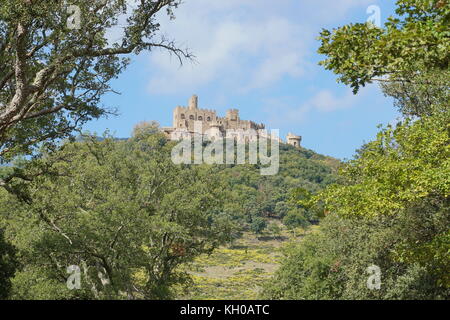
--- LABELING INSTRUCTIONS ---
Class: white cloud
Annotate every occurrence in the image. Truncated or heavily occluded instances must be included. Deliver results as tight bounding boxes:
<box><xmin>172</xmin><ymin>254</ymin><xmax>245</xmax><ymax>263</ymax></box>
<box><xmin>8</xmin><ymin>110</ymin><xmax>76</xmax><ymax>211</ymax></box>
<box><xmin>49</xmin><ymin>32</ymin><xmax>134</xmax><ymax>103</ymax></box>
<box><xmin>140</xmin><ymin>0</ymin><xmax>377</xmax><ymax>94</ymax></box>
<box><xmin>263</xmin><ymin>87</ymin><xmax>370</xmax><ymax>128</ymax></box>
<box><xmin>300</xmin><ymin>0</ymin><xmax>375</xmax><ymax>21</ymax></box>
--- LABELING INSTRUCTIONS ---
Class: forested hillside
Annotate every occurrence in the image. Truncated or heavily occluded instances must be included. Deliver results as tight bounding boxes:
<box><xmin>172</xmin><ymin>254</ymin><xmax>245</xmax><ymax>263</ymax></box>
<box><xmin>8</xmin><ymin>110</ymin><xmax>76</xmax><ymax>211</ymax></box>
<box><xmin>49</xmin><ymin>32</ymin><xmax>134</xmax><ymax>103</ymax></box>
<box><xmin>0</xmin><ymin>132</ymin><xmax>338</xmax><ymax>299</ymax></box>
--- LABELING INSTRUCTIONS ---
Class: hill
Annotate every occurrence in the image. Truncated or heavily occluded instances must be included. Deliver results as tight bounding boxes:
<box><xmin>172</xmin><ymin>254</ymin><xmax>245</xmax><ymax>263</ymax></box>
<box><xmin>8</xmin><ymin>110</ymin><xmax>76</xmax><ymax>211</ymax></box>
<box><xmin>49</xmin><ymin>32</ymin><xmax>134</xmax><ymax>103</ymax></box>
<box><xmin>0</xmin><ymin>132</ymin><xmax>339</xmax><ymax>299</ymax></box>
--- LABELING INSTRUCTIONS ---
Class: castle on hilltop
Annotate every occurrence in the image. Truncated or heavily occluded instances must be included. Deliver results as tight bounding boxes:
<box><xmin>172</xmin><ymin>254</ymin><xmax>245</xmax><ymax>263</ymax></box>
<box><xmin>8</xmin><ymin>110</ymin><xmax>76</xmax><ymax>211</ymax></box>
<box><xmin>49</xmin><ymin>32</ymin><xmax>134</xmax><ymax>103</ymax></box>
<box><xmin>161</xmin><ymin>95</ymin><xmax>301</xmax><ymax>147</ymax></box>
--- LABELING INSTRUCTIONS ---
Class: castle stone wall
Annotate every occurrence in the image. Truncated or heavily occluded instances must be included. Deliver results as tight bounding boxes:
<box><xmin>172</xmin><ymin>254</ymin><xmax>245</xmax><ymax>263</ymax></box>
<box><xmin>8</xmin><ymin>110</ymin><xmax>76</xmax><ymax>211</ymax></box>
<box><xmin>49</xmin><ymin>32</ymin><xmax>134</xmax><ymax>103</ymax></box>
<box><xmin>164</xmin><ymin>95</ymin><xmax>301</xmax><ymax>147</ymax></box>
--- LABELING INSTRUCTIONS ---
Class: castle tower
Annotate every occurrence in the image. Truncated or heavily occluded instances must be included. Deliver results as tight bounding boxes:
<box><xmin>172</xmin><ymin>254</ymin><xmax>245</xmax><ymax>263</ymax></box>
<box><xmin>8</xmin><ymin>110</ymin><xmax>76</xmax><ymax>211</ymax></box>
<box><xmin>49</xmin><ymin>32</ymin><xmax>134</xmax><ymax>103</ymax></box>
<box><xmin>173</xmin><ymin>106</ymin><xmax>184</xmax><ymax>128</ymax></box>
<box><xmin>189</xmin><ymin>95</ymin><xmax>198</xmax><ymax>110</ymax></box>
<box><xmin>287</xmin><ymin>133</ymin><xmax>302</xmax><ymax>148</ymax></box>
<box><xmin>226</xmin><ymin>109</ymin><xmax>239</xmax><ymax>121</ymax></box>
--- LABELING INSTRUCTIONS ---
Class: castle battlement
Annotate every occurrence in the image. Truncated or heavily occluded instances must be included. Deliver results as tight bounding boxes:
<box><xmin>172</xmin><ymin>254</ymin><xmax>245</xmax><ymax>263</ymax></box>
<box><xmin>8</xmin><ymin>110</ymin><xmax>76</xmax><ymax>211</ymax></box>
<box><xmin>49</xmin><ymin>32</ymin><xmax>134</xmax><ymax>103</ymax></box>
<box><xmin>162</xmin><ymin>95</ymin><xmax>301</xmax><ymax>147</ymax></box>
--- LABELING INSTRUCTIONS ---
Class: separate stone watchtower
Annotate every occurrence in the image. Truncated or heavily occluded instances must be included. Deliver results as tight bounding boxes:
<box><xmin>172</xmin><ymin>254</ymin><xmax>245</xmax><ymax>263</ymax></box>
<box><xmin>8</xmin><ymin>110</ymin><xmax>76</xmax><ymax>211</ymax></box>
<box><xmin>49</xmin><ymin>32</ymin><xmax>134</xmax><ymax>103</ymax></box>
<box><xmin>287</xmin><ymin>133</ymin><xmax>302</xmax><ymax>148</ymax></box>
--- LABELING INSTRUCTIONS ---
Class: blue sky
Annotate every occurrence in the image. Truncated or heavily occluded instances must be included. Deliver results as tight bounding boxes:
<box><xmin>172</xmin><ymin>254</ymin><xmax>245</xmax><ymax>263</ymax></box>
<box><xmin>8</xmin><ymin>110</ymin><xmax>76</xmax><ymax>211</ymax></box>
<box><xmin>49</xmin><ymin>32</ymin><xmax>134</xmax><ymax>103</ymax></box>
<box><xmin>83</xmin><ymin>0</ymin><xmax>400</xmax><ymax>160</ymax></box>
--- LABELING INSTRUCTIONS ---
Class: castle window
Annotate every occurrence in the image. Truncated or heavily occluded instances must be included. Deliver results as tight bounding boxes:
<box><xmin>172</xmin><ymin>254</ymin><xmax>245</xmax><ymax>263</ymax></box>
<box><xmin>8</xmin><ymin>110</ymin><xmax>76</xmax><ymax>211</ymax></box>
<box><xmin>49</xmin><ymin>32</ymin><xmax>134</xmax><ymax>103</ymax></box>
<box><xmin>198</xmin><ymin>116</ymin><xmax>203</xmax><ymax>121</ymax></box>
<box><xmin>207</xmin><ymin>117</ymin><xmax>211</xmax><ymax>121</ymax></box>
<box><xmin>189</xmin><ymin>115</ymin><xmax>194</xmax><ymax>120</ymax></box>
<box><xmin>181</xmin><ymin>113</ymin><xmax>185</xmax><ymax>119</ymax></box>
